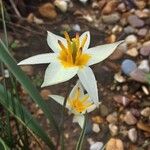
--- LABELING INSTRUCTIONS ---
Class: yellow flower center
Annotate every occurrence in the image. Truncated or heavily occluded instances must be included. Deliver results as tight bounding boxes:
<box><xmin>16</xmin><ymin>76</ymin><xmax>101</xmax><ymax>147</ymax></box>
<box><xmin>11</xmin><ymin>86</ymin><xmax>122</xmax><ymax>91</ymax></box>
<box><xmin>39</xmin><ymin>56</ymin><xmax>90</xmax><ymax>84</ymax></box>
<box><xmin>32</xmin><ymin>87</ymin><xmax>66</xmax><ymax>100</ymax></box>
<box><xmin>58</xmin><ymin>32</ymin><xmax>91</xmax><ymax>68</ymax></box>
<box><xmin>68</xmin><ymin>87</ymin><xmax>92</xmax><ymax>114</ymax></box>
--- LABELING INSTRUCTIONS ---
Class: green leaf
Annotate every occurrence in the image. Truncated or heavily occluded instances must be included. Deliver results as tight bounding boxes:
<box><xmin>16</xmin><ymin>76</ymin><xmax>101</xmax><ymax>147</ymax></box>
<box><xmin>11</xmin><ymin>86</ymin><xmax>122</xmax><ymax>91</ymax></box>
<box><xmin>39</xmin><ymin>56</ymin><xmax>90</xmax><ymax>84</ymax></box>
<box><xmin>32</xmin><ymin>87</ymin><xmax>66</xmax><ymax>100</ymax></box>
<box><xmin>0</xmin><ymin>137</ymin><xmax>10</xmax><ymax>150</ymax></box>
<box><xmin>0</xmin><ymin>39</ymin><xmax>59</xmax><ymax>133</ymax></box>
<box><xmin>0</xmin><ymin>84</ymin><xmax>55</xmax><ymax>149</ymax></box>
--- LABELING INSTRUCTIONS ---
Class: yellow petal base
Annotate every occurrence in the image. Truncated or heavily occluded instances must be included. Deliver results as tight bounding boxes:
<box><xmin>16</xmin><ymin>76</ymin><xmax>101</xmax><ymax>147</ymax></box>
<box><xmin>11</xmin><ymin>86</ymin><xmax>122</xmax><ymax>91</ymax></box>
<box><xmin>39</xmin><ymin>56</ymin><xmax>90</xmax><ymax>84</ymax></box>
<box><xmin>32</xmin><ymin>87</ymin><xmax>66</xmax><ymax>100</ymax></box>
<box><xmin>68</xmin><ymin>87</ymin><xmax>92</xmax><ymax>114</ymax></box>
<box><xmin>58</xmin><ymin>32</ymin><xmax>91</xmax><ymax>68</ymax></box>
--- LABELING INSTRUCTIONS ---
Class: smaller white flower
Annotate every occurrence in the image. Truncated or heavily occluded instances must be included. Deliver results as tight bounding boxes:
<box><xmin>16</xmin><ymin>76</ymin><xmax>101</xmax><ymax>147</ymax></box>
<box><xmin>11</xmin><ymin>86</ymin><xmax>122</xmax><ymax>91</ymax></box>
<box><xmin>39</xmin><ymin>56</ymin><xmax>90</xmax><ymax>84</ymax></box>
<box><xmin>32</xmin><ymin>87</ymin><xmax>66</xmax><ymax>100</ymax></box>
<box><xmin>49</xmin><ymin>81</ymin><xmax>99</xmax><ymax>128</ymax></box>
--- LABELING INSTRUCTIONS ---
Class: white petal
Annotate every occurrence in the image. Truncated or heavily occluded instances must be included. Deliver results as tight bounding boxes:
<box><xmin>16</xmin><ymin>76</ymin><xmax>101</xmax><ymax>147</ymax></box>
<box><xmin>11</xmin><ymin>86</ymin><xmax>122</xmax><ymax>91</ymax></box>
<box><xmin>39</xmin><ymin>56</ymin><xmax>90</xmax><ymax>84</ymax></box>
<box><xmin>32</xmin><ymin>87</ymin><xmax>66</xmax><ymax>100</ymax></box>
<box><xmin>49</xmin><ymin>95</ymin><xmax>65</xmax><ymax>106</ymax></box>
<box><xmin>49</xmin><ymin>95</ymin><xmax>70</xmax><ymax>109</ymax></box>
<box><xmin>79</xmin><ymin>31</ymin><xmax>90</xmax><ymax>51</ymax></box>
<box><xmin>47</xmin><ymin>31</ymin><xmax>67</xmax><ymax>52</ymax></box>
<box><xmin>85</xmin><ymin>40</ymin><xmax>124</xmax><ymax>66</ymax></box>
<box><xmin>87</xmin><ymin>104</ymin><xmax>97</xmax><ymax>113</ymax></box>
<box><xmin>78</xmin><ymin>67</ymin><xmax>99</xmax><ymax>105</ymax></box>
<box><xmin>69</xmin><ymin>80</ymin><xmax>84</xmax><ymax>99</ymax></box>
<box><xmin>18</xmin><ymin>53</ymin><xmax>57</xmax><ymax>65</ymax></box>
<box><xmin>41</xmin><ymin>62</ymin><xmax>78</xmax><ymax>87</ymax></box>
<box><xmin>73</xmin><ymin>115</ymin><xmax>85</xmax><ymax>128</ymax></box>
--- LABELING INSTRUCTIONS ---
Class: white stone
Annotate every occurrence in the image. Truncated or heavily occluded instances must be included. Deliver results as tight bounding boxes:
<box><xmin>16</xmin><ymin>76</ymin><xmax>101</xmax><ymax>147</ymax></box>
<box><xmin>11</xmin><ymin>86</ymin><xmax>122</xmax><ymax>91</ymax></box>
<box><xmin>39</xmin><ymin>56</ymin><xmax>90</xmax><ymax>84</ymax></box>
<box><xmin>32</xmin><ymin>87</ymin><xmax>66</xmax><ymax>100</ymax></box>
<box><xmin>125</xmin><ymin>35</ymin><xmax>137</xmax><ymax>45</ymax></box>
<box><xmin>54</xmin><ymin>0</ymin><xmax>68</xmax><ymax>12</ymax></box>
<box><xmin>126</xmin><ymin>47</ymin><xmax>138</xmax><ymax>57</ymax></box>
<box><xmin>114</xmin><ymin>72</ymin><xmax>126</xmax><ymax>83</ymax></box>
<box><xmin>138</xmin><ymin>60</ymin><xmax>150</xmax><ymax>73</ymax></box>
<box><xmin>72</xmin><ymin>24</ymin><xmax>81</xmax><ymax>31</ymax></box>
<box><xmin>92</xmin><ymin>123</ymin><xmax>100</xmax><ymax>133</ymax></box>
<box><xmin>142</xmin><ymin>86</ymin><xmax>149</xmax><ymax>95</ymax></box>
<box><xmin>128</xmin><ymin>128</ymin><xmax>137</xmax><ymax>143</ymax></box>
<box><xmin>79</xmin><ymin>0</ymin><xmax>88</xmax><ymax>4</ymax></box>
<box><xmin>141</xmin><ymin>107</ymin><xmax>150</xmax><ymax>117</ymax></box>
<box><xmin>90</xmin><ymin>142</ymin><xmax>103</xmax><ymax>150</ymax></box>
<box><xmin>109</xmin><ymin>124</ymin><xmax>118</xmax><ymax>136</ymax></box>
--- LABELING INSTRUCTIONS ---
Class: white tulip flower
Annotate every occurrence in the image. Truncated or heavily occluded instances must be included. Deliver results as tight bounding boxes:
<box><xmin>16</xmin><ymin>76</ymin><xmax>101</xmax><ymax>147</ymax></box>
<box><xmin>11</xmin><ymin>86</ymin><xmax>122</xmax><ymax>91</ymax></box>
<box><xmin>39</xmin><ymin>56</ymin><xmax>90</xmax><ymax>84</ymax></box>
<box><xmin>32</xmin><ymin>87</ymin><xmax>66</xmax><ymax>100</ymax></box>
<box><xmin>18</xmin><ymin>31</ymin><xmax>123</xmax><ymax>105</ymax></box>
<box><xmin>49</xmin><ymin>82</ymin><xmax>98</xmax><ymax>128</ymax></box>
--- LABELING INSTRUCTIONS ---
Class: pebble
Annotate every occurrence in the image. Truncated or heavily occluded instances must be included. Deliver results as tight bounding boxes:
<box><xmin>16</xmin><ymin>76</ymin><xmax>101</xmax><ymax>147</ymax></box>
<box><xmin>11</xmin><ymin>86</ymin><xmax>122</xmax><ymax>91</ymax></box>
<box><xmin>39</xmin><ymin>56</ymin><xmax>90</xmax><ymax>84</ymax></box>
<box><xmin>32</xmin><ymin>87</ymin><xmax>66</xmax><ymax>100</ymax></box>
<box><xmin>4</xmin><ymin>69</ymin><xmax>9</xmax><ymax>78</ymax></box>
<box><xmin>40</xmin><ymin>89</ymin><xmax>51</xmax><ymax>100</ymax></box>
<box><xmin>113</xmin><ymin>95</ymin><xmax>130</xmax><ymax>106</ymax></box>
<box><xmin>124</xmin><ymin>26</ymin><xmax>135</xmax><ymax>34</ymax></box>
<box><xmin>97</xmin><ymin>0</ymin><xmax>106</xmax><ymax>10</ymax></box>
<box><xmin>109</xmin><ymin>43</ymin><xmax>127</xmax><ymax>60</ymax></box>
<box><xmin>138</xmin><ymin>60</ymin><xmax>150</xmax><ymax>73</ymax></box>
<box><xmin>106</xmin><ymin>112</ymin><xmax>118</xmax><ymax>124</ymax></box>
<box><xmin>72</xmin><ymin>24</ymin><xmax>81</xmax><ymax>32</ymax></box>
<box><xmin>140</xmin><ymin>41</ymin><xmax>150</xmax><ymax>56</ymax></box>
<box><xmin>92</xmin><ymin>2</ymin><xmax>99</xmax><ymax>9</ymax></box>
<box><xmin>106</xmin><ymin>138</ymin><xmax>124</xmax><ymax>150</ymax></box>
<box><xmin>130</xmin><ymin>108</ymin><xmax>140</xmax><ymax>118</ymax></box>
<box><xmin>90</xmin><ymin>142</ymin><xmax>103</xmax><ymax>150</ymax></box>
<box><xmin>134</xmin><ymin>0</ymin><xmax>146</xmax><ymax>9</ymax></box>
<box><xmin>27</xmin><ymin>13</ymin><xmax>44</xmax><ymax>24</ymax></box>
<box><xmin>99</xmin><ymin>104</ymin><xmax>109</xmax><ymax>117</ymax></box>
<box><xmin>128</xmin><ymin>15</ymin><xmax>144</xmax><ymax>28</ymax></box>
<box><xmin>141</xmin><ymin>107</ymin><xmax>150</xmax><ymax>117</ymax></box>
<box><xmin>102</xmin><ymin>0</ymin><xmax>117</xmax><ymax>14</ymax></box>
<box><xmin>36</xmin><ymin>109</ymin><xmax>44</xmax><ymax>115</ymax></box>
<box><xmin>114</xmin><ymin>73</ymin><xmax>126</xmax><ymax>83</ymax></box>
<box><xmin>121</xmin><ymin>59</ymin><xmax>137</xmax><ymax>75</ymax></box>
<box><xmin>128</xmin><ymin>128</ymin><xmax>137</xmax><ymax>143</ymax></box>
<box><xmin>135</xmin><ymin>9</ymin><xmax>150</xmax><ymax>18</ymax></box>
<box><xmin>137</xmin><ymin>121</ymin><xmax>150</xmax><ymax>133</ymax></box>
<box><xmin>92</xmin><ymin>116</ymin><xmax>104</xmax><ymax>124</ymax></box>
<box><xmin>109</xmin><ymin>124</ymin><xmax>118</xmax><ymax>136</ymax></box>
<box><xmin>92</xmin><ymin>123</ymin><xmax>100</xmax><ymax>133</ymax></box>
<box><xmin>112</xmin><ymin>25</ymin><xmax>122</xmax><ymax>34</ymax></box>
<box><xmin>125</xmin><ymin>35</ymin><xmax>137</xmax><ymax>45</ymax></box>
<box><xmin>39</xmin><ymin>3</ymin><xmax>57</xmax><ymax>19</ymax></box>
<box><xmin>79</xmin><ymin>0</ymin><xmax>88</xmax><ymax>4</ymax></box>
<box><xmin>142</xmin><ymin>86</ymin><xmax>149</xmax><ymax>95</ymax></box>
<box><xmin>107</xmin><ymin>34</ymin><xmax>116</xmax><ymax>43</ymax></box>
<box><xmin>102</xmin><ymin>13</ymin><xmax>120</xmax><ymax>24</ymax></box>
<box><xmin>129</xmin><ymin>68</ymin><xmax>147</xmax><ymax>83</ymax></box>
<box><xmin>117</xmin><ymin>3</ymin><xmax>126</xmax><ymax>12</ymax></box>
<box><xmin>137</xmin><ymin>28</ymin><xmax>148</xmax><ymax>37</ymax></box>
<box><xmin>54</xmin><ymin>0</ymin><xmax>68</xmax><ymax>12</ymax></box>
<box><xmin>20</xmin><ymin>65</ymin><xmax>34</xmax><ymax>76</ymax></box>
<box><xmin>124</xmin><ymin>111</ymin><xmax>137</xmax><ymax>125</ymax></box>
<box><xmin>126</xmin><ymin>47</ymin><xmax>138</xmax><ymax>57</ymax></box>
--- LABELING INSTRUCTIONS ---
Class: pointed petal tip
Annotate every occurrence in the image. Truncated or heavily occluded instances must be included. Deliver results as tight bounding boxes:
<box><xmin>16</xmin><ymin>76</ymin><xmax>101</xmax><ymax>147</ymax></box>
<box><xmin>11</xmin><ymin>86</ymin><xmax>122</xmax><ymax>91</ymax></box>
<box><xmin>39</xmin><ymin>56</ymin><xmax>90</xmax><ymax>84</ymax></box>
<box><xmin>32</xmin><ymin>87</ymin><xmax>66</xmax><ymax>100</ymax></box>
<box><xmin>17</xmin><ymin>61</ymin><xmax>26</xmax><ymax>66</ymax></box>
<box><xmin>117</xmin><ymin>40</ymin><xmax>125</xmax><ymax>45</ymax></box>
<box><xmin>17</xmin><ymin>62</ymin><xmax>21</xmax><ymax>65</ymax></box>
<box><xmin>41</xmin><ymin>82</ymin><xmax>46</xmax><ymax>88</ymax></box>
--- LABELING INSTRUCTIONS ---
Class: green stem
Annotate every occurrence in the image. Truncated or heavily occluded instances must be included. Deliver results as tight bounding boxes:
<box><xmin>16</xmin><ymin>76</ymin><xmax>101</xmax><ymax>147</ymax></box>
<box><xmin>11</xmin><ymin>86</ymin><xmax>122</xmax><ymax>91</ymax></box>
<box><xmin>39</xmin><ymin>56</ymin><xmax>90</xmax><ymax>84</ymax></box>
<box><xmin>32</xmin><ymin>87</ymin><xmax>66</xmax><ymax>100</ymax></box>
<box><xmin>0</xmin><ymin>0</ymin><xmax>8</xmax><ymax>48</ymax></box>
<box><xmin>76</xmin><ymin>114</ymin><xmax>87</xmax><ymax>150</ymax></box>
<box><xmin>58</xmin><ymin>81</ymin><xmax>72</xmax><ymax>150</ymax></box>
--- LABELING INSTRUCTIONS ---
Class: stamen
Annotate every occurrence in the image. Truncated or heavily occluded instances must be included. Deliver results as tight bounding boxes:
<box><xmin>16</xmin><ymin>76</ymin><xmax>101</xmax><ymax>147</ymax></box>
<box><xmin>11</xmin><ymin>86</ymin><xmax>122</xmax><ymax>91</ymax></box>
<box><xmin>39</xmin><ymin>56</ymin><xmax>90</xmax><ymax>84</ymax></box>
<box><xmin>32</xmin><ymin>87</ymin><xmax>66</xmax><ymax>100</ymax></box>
<box><xmin>81</xmin><ymin>34</ymin><xmax>87</xmax><ymax>48</ymax></box>
<box><xmin>81</xmin><ymin>95</ymin><xmax>89</xmax><ymax>103</ymax></box>
<box><xmin>76</xmin><ymin>33</ymin><xmax>80</xmax><ymax>49</ymax></box>
<box><xmin>58</xmin><ymin>40</ymin><xmax>68</xmax><ymax>52</ymax></box>
<box><xmin>75</xmin><ymin>87</ymin><xmax>80</xmax><ymax>99</ymax></box>
<box><xmin>64</xmin><ymin>31</ymin><xmax>72</xmax><ymax>52</ymax></box>
<box><xmin>58</xmin><ymin>32</ymin><xmax>91</xmax><ymax>68</ymax></box>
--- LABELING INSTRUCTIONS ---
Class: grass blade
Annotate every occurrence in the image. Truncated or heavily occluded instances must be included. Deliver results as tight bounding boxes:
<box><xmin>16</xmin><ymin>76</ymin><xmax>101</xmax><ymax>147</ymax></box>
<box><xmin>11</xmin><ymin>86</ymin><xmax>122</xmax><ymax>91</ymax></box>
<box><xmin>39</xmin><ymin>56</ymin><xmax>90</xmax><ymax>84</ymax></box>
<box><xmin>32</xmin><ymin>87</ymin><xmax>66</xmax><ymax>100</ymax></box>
<box><xmin>0</xmin><ymin>83</ymin><xmax>55</xmax><ymax>149</ymax></box>
<box><xmin>0</xmin><ymin>39</ymin><xmax>59</xmax><ymax>133</ymax></box>
<box><xmin>0</xmin><ymin>137</ymin><xmax>10</xmax><ymax>150</ymax></box>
